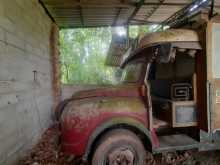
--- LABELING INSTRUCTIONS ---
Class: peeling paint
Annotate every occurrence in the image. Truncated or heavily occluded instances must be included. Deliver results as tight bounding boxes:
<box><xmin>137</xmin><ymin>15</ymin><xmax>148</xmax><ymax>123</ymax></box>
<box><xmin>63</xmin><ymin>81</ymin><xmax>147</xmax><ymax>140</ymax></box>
<box><xmin>61</xmin><ymin>97</ymin><xmax>146</xmax><ymax>131</ymax></box>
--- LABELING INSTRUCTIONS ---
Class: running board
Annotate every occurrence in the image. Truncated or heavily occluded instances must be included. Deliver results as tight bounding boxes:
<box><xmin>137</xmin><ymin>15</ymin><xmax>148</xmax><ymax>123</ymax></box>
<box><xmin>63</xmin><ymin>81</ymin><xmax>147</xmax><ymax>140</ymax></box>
<box><xmin>153</xmin><ymin>134</ymin><xmax>200</xmax><ymax>153</ymax></box>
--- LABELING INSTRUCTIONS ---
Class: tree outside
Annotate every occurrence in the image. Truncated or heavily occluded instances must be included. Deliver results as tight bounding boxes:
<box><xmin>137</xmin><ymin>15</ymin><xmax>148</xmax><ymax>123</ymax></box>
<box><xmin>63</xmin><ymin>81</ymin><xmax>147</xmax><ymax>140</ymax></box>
<box><xmin>59</xmin><ymin>25</ymin><xmax>150</xmax><ymax>85</ymax></box>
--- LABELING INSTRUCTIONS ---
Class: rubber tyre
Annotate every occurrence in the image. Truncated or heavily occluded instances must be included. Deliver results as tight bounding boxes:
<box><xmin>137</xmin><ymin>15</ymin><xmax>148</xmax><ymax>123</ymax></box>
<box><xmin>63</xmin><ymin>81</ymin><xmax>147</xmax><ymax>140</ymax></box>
<box><xmin>92</xmin><ymin>129</ymin><xmax>147</xmax><ymax>165</ymax></box>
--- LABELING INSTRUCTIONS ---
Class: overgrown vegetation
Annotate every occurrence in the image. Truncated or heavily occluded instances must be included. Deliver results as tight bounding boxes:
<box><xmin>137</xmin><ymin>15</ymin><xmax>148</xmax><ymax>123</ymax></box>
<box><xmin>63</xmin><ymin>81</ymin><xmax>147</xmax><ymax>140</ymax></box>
<box><xmin>60</xmin><ymin>27</ymin><xmax>115</xmax><ymax>84</ymax></box>
<box><xmin>59</xmin><ymin>25</ymin><xmax>150</xmax><ymax>85</ymax></box>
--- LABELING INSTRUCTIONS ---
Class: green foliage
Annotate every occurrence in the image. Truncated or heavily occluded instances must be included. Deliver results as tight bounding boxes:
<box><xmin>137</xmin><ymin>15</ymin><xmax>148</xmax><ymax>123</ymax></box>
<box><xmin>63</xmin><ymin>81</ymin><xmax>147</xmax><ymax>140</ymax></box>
<box><xmin>129</xmin><ymin>25</ymin><xmax>150</xmax><ymax>38</ymax></box>
<box><xmin>60</xmin><ymin>27</ymin><xmax>117</xmax><ymax>85</ymax></box>
<box><xmin>59</xmin><ymin>26</ymin><xmax>151</xmax><ymax>85</ymax></box>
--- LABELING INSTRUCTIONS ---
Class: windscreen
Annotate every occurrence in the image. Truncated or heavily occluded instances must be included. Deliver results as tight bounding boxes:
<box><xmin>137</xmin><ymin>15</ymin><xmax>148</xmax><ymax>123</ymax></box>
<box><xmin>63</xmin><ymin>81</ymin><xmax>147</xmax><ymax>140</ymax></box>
<box><xmin>121</xmin><ymin>62</ymin><xmax>144</xmax><ymax>83</ymax></box>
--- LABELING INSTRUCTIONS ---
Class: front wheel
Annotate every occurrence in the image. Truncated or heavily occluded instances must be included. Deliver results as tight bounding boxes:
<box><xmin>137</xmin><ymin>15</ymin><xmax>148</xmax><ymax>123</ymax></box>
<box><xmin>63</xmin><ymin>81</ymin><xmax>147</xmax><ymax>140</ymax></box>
<box><xmin>92</xmin><ymin>129</ymin><xmax>152</xmax><ymax>165</ymax></box>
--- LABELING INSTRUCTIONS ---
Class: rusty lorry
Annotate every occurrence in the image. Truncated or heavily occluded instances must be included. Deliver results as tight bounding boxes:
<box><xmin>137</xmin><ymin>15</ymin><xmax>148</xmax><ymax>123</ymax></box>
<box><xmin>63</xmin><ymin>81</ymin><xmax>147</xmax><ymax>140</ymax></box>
<box><xmin>57</xmin><ymin>16</ymin><xmax>220</xmax><ymax>165</ymax></box>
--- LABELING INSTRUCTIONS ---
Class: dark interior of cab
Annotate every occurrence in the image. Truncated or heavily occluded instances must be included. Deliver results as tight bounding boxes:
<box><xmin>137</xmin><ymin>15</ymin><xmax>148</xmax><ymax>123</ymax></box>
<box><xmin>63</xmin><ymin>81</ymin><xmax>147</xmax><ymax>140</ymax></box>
<box><xmin>147</xmin><ymin>48</ymin><xmax>202</xmax><ymax>151</ymax></box>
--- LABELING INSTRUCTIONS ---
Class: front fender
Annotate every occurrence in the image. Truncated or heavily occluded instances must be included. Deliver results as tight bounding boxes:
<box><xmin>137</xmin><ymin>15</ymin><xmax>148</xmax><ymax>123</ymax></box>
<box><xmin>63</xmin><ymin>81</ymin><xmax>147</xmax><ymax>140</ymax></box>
<box><xmin>83</xmin><ymin>117</ymin><xmax>152</xmax><ymax>161</ymax></box>
<box><xmin>61</xmin><ymin>97</ymin><xmax>153</xmax><ymax>156</ymax></box>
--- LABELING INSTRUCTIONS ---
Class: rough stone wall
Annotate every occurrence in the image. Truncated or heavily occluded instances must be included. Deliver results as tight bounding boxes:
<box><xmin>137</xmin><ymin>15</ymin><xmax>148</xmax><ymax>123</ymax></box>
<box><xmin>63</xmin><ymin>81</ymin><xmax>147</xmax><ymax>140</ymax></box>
<box><xmin>0</xmin><ymin>0</ymin><xmax>54</xmax><ymax>164</ymax></box>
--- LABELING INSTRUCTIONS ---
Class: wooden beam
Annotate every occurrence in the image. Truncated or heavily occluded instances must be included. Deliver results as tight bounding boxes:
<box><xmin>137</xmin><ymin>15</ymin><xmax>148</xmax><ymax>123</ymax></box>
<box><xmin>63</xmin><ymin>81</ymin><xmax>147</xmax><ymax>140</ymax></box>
<box><xmin>163</xmin><ymin>0</ymin><xmax>211</xmax><ymax>27</ymax></box>
<box><xmin>131</xmin><ymin>18</ymin><xmax>160</xmax><ymax>24</ymax></box>
<box><xmin>145</xmin><ymin>0</ymin><xmax>165</xmax><ymax>20</ymax></box>
<box><xmin>143</xmin><ymin>2</ymin><xmax>188</xmax><ymax>6</ymax></box>
<box><xmin>112</xmin><ymin>0</ymin><xmax>126</xmax><ymax>26</ymax></box>
<box><xmin>42</xmin><ymin>0</ymin><xmax>134</xmax><ymax>8</ymax></box>
<box><xmin>79</xmin><ymin>7</ymin><xmax>84</xmax><ymax>26</ymax></box>
<box><xmin>59</xmin><ymin>20</ymin><xmax>163</xmax><ymax>29</ymax></box>
<box><xmin>209</xmin><ymin>0</ymin><xmax>215</xmax><ymax>19</ymax></box>
<box><xmin>42</xmin><ymin>0</ymin><xmax>192</xmax><ymax>8</ymax></box>
<box><xmin>127</xmin><ymin>0</ymin><xmax>145</xmax><ymax>24</ymax></box>
<box><xmin>39</xmin><ymin>0</ymin><xmax>55</xmax><ymax>22</ymax></box>
<box><xmin>112</xmin><ymin>8</ymin><xmax>121</xmax><ymax>26</ymax></box>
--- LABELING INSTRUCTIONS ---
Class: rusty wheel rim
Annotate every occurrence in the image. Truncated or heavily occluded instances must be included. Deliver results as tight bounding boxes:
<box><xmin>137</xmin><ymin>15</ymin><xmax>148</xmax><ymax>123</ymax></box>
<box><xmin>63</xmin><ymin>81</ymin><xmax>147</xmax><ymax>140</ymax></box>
<box><xmin>106</xmin><ymin>147</ymin><xmax>136</xmax><ymax>165</ymax></box>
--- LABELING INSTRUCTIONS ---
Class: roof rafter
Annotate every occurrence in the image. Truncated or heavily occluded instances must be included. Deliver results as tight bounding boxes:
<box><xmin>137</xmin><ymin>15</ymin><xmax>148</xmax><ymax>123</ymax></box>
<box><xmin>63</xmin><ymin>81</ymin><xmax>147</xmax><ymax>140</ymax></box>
<box><xmin>112</xmin><ymin>0</ymin><xmax>125</xmax><ymax>26</ymax></box>
<box><xmin>131</xmin><ymin>18</ymin><xmax>161</xmax><ymax>24</ymax></box>
<box><xmin>41</xmin><ymin>0</ymin><xmax>134</xmax><ymax>8</ymax></box>
<box><xmin>79</xmin><ymin>7</ymin><xmax>84</xmax><ymax>26</ymax></box>
<box><xmin>112</xmin><ymin>8</ymin><xmax>122</xmax><ymax>26</ymax></box>
<box><xmin>144</xmin><ymin>0</ymin><xmax>165</xmax><ymax>20</ymax></box>
<box><xmin>143</xmin><ymin>2</ymin><xmax>188</xmax><ymax>6</ymax></box>
<box><xmin>79</xmin><ymin>0</ymin><xmax>85</xmax><ymax>26</ymax></box>
<box><xmin>127</xmin><ymin>0</ymin><xmax>145</xmax><ymax>24</ymax></box>
<box><xmin>163</xmin><ymin>0</ymin><xmax>211</xmax><ymax>27</ymax></box>
<box><xmin>40</xmin><ymin>0</ymin><xmax>219</xmax><ymax>28</ymax></box>
<box><xmin>42</xmin><ymin>0</ymin><xmax>194</xmax><ymax>8</ymax></box>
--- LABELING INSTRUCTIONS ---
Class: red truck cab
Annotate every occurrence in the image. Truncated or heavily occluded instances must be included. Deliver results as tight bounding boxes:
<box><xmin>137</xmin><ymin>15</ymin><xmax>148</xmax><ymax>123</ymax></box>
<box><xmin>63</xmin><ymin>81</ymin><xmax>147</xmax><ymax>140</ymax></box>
<box><xmin>58</xmin><ymin>27</ymin><xmax>220</xmax><ymax>165</ymax></box>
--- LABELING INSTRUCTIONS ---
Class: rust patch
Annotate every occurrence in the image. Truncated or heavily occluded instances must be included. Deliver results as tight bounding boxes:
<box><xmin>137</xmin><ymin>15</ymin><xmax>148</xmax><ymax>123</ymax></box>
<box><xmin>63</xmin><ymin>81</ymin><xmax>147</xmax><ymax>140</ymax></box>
<box><xmin>65</xmin><ymin>100</ymin><xmax>101</xmax><ymax>119</ymax></box>
<box><xmin>61</xmin><ymin>99</ymin><xmax>101</xmax><ymax>131</ymax></box>
<box><xmin>97</xmin><ymin>97</ymin><xmax>145</xmax><ymax>113</ymax></box>
<box><xmin>71</xmin><ymin>85</ymin><xmax>145</xmax><ymax>100</ymax></box>
<box><xmin>61</xmin><ymin>97</ymin><xmax>146</xmax><ymax>132</ymax></box>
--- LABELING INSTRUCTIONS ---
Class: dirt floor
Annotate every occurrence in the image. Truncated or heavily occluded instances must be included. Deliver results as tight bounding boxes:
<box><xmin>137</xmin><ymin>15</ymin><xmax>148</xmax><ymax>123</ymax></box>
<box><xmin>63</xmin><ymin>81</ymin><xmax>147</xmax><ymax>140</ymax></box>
<box><xmin>18</xmin><ymin>125</ymin><xmax>220</xmax><ymax>165</ymax></box>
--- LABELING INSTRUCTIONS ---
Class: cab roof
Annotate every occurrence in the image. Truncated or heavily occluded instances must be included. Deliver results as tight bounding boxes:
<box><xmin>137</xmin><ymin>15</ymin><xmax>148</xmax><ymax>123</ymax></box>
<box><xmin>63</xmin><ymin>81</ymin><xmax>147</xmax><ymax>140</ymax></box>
<box><xmin>138</xmin><ymin>29</ymin><xmax>200</xmax><ymax>49</ymax></box>
<box><xmin>121</xmin><ymin>29</ymin><xmax>201</xmax><ymax>68</ymax></box>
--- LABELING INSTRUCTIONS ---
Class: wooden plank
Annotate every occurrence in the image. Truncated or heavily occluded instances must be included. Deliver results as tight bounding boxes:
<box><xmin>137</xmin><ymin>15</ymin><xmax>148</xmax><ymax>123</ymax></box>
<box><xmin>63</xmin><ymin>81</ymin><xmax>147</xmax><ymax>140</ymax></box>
<box><xmin>172</xmin><ymin>101</ymin><xmax>197</xmax><ymax>127</ymax></box>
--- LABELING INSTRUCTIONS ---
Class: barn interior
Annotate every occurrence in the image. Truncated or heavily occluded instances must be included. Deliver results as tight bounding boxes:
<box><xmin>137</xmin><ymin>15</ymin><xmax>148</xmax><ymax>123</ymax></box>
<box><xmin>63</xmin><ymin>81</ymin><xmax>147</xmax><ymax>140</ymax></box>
<box><xmin>1</xmin><ymin>0</ymin><xmax>220</xmax><ymax>164</ymax></box>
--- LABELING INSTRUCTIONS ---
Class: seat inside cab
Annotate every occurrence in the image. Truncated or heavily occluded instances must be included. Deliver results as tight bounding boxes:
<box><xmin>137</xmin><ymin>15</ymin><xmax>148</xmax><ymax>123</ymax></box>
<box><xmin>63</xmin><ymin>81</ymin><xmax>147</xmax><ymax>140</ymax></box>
<box><xmin>148</xmin><ymin>48</ymin><xmax>198</xmax><ymax>130</ymax></box>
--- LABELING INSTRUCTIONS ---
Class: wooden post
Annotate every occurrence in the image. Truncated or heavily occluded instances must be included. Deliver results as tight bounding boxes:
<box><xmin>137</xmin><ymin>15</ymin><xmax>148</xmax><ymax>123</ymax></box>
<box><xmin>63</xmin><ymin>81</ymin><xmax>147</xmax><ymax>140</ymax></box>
<box><xmin>50</xmin><ymin>23</ymin><xmax>61</xmax><ymax>111</ymax></box>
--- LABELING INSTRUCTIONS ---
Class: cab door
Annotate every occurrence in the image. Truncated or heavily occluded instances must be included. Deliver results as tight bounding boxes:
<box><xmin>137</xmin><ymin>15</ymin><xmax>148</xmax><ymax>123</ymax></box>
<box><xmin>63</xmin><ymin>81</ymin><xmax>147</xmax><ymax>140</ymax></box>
<box><xmin>206</xmin><ymin>18</ymin><xmax>220</xmax><ymax>132</ymax></box>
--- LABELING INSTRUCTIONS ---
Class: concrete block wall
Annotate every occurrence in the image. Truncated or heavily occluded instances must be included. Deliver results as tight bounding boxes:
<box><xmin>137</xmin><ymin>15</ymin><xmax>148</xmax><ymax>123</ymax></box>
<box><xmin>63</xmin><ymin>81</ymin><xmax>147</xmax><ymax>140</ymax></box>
<box><xmin>0</xmin><ymin>0</ymin><xmax>54</xmax><ymax>164</ymax></box>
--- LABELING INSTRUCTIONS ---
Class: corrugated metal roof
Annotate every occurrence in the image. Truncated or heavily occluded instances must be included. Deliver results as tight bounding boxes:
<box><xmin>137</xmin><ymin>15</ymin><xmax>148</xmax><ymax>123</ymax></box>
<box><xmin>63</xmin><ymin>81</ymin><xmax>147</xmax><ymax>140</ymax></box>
<box><xmin>215</xmin><ymin>0</ymin><xmax>220</xmax><ymax>13</ymax></box>
<box><xmin>40</xmin><ymin>0</ymin><xmax>220</xmax><ymax>28</ymax></box>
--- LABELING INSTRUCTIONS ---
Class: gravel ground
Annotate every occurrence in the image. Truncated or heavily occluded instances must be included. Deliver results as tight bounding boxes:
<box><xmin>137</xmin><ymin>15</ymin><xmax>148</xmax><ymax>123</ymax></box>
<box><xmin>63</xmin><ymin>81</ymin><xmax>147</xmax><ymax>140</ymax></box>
<box><xmin>18</xmin><ymin>125</ymin><xmax>220</xmax><ymax>165</ymax></box>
